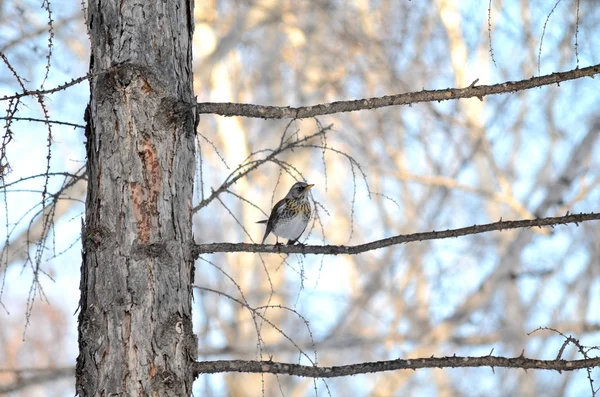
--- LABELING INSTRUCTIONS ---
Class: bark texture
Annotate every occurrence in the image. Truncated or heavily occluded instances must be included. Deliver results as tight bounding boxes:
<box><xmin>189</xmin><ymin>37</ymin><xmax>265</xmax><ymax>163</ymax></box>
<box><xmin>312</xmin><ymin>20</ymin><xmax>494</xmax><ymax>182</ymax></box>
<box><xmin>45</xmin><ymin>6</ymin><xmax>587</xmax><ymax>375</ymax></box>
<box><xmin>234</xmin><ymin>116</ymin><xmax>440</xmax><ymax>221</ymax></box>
<box><xmin>76</xmin><ymin>1</ymin><xmax>197</xmax><ymax>396</ymax></box>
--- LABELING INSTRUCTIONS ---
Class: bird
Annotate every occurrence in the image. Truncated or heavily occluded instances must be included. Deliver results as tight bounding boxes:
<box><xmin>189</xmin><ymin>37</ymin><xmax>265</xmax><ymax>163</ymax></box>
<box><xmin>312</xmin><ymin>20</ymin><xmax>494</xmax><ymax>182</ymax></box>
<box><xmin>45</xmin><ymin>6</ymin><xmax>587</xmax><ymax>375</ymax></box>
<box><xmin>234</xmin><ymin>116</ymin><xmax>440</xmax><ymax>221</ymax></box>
<box><xmin>258</xmin><ymin>182</ymin><xmax>314</xmax><ymax>245</ymax></box>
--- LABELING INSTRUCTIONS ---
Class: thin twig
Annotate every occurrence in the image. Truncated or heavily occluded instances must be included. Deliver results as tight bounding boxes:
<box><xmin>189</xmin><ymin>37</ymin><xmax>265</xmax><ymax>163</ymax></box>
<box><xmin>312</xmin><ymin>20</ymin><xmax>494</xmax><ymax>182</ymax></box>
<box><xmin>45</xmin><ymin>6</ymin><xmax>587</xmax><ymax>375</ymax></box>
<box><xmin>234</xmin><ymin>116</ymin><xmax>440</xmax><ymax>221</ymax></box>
<box><xmin>0</xmin><ymin>116</ymin><xmax>84</xmax><ymax>129</ymax></box>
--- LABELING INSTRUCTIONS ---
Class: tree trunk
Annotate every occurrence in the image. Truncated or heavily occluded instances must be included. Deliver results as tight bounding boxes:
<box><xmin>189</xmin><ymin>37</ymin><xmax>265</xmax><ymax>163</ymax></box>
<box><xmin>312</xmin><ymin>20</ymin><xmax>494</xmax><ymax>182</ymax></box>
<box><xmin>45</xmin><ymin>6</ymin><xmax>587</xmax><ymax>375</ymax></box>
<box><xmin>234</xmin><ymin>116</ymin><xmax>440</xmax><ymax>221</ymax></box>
<box><xmin>76</xmin><ymin>1</ymin><xmax>197</xmax><ymax>395</ymax></box>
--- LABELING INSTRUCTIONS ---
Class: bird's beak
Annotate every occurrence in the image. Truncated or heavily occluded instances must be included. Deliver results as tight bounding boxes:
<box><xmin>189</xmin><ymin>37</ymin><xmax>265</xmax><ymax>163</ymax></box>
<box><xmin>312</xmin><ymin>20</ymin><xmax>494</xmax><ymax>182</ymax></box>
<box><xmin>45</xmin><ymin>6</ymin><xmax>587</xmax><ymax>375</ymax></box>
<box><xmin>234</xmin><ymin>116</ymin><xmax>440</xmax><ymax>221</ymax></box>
<box><xmin>305</xmin><ymin>184</ymin><xmax>315</xmax><ymax>190</ymax></box>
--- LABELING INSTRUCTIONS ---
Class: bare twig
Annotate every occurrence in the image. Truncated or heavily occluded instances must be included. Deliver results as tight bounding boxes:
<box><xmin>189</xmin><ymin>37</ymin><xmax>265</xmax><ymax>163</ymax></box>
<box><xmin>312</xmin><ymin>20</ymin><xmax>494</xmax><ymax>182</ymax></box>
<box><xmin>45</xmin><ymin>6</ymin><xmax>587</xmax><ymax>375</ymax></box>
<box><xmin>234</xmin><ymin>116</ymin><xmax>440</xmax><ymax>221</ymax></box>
<box><xmin>192</xmin><ymin>126</ymin><xmax>331</xmax><ymax>213</ymax></box>
<box><xmin>487</xmin><ymin>0</ymin><xmax>497</xmax><ymax>67</ymax></box>
<box><xmin>538</xmin><ymin>0</ymin><xmax>563</xmax><ymax>75</ymax></box>
<box><xmin>574</xmin><ymin>0</ymin><xmax>581</xmax><ymax>69</ymax></box>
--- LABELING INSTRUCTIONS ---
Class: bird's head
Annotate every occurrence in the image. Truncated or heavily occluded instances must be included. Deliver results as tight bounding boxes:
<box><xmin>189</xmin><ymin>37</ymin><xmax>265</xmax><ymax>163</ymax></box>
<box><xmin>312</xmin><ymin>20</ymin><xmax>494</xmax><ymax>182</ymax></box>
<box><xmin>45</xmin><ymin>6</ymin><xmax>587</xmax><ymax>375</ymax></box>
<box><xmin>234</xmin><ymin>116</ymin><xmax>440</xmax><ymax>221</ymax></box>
<box><xmin>285</xmin><ymin>182</ymin><xmax>314</xmax><ymax>199</ymax></box>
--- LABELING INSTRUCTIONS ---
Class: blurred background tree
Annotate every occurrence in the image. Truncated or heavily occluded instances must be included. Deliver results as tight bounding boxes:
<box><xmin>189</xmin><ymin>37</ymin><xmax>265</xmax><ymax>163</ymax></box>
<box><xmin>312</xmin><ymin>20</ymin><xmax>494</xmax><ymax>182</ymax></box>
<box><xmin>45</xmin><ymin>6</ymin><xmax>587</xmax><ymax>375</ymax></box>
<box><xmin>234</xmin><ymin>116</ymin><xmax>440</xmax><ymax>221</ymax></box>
<box><xmin>1</xmin><ymin>0</ymin><xmax>599</xmax><ymax>395</ymax></box>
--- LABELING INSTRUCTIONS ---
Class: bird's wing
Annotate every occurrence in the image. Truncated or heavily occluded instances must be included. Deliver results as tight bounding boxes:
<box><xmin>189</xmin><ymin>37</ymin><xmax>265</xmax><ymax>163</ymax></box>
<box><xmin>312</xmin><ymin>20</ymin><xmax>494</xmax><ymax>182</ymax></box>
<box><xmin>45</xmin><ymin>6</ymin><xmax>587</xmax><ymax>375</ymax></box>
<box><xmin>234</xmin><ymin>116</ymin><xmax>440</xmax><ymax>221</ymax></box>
<box><xmin>261</xmin><ymin>198</ymin><xmax>286</xmax><ymax>243</ymax></box>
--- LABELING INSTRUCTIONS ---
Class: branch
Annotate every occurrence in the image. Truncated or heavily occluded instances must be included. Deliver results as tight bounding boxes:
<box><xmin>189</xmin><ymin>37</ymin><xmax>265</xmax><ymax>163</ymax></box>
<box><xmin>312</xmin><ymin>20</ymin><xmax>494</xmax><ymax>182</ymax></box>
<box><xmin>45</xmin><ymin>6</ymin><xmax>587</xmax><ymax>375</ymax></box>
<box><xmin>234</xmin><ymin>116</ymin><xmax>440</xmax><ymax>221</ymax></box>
<box><xmin>0</xmin><ymin>116</ymin><xmax>85</xmax><ymax>129</ymax></box>
<box><xmin>0</xmin><ymin>170</ymin><xmax>87</xmax><ymax>270</ymax></box>
<box><xmin>197</xmin><ymin>64</ymin><xmax>600</xmax><ymax>119</ymax></box>
<box><xmin>193</xmin><ymin>212</ymin><xmax>600</xmax><ymax>255</ymax></box>
<box><xmin>0</xmin><ymin>66</ymin><xmax>119</xmax><ymax>101</ymax></box>
<box><xmin>192</xmin><ymin>354</ymin><xmax>600</xmax><ymax>378</ymax></box>
<box><xmin>192</xmin><ymin>125</ymin><xmax>330</xmax><ymax>213</ymax></box>
<box><xmin>0</xmin><ymin>367</ymin><xmax>73</xmax><ymax>393</ymax></box>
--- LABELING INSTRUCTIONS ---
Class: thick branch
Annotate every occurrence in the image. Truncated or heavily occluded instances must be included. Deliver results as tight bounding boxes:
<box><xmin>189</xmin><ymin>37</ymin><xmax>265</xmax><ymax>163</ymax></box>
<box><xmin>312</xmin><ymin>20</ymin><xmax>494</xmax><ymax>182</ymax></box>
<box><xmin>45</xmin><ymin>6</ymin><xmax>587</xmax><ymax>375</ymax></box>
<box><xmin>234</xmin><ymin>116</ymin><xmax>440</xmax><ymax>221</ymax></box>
<box><xmin>197</xmin><ymin>64</ymin><xmax>600</xmax><ymax>119</ymax></box>
<box><xmin>192</xmin><ymin>355</ymin><xmax>600</xmax><ymax>378</ymax></box>
<box><xmin>194</xmin><ymin>212</ymin><xmax>599</xmax><ymax>255</ymax></box>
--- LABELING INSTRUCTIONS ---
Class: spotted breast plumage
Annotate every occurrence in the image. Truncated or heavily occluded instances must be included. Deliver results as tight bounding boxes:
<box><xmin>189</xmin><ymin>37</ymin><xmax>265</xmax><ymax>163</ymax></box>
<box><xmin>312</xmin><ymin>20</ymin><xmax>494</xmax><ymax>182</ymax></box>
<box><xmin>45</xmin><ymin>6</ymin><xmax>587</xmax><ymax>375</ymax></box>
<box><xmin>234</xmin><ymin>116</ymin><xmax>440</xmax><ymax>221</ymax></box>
<box><xmin>259</xmin><ymin>182</ymin><xmax>314</xmax><ymax>245</ymax></box>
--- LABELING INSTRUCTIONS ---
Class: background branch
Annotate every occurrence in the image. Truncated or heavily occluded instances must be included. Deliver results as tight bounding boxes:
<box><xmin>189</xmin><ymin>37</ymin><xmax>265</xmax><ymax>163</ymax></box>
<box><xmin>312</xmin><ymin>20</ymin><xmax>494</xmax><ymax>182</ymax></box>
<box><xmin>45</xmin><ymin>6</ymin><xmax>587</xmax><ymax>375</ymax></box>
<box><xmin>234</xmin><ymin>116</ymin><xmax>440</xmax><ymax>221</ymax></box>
<box><xmin>192</xmin><ymin>125</ymin><xmax>330</xmax><ymax>213</ymax></box>
<box><xmin>0</xmin><ymin>367</ymin><xmax>73</xmax><ymax>393</ymax></box>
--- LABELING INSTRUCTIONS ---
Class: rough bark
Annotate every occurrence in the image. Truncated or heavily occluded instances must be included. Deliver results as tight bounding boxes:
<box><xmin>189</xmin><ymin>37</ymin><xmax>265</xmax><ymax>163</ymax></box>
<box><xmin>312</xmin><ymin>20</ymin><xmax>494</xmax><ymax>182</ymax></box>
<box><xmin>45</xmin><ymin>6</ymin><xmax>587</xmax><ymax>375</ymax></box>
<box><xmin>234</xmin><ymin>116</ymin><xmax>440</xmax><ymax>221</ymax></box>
<box><xmin>76</xmin><ymin>1</ymin><xmax>197</xmax><ymax>396</ymax></box>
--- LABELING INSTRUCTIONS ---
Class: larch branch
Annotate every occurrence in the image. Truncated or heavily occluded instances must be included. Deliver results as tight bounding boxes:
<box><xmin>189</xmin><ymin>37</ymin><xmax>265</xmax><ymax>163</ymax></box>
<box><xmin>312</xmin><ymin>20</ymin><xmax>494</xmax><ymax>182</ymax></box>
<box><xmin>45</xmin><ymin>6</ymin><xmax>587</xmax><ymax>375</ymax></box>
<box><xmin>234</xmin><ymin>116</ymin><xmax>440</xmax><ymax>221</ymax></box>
<box><xmin>192</xmin><ymin>355</ymin><xmax>600</xmax><ymax>378</ymax></box>
<box><xmin>0</xmin><ymin>116</ymin><xmax>85</xmax><ymax>129</ymax></box>
<box><xmin>193</xmin><ymin>212</ymin><xmax>600</xmax><ymax>256</ymax></box>
<box><xmin>4</xmin><ymin>65</ymin><xmax>598</xmax><ymax>119</ymax></box>
<box><xmin>196</xmin><ymin>64</ymin><xmax>600</xmax><ymax>119</ymax></box>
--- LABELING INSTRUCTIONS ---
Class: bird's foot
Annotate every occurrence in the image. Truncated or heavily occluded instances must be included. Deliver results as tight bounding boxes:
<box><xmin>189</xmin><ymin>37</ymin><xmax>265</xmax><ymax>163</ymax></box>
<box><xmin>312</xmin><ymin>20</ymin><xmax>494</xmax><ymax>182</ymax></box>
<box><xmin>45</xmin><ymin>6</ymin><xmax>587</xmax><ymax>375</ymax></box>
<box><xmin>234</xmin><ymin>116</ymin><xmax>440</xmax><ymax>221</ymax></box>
<box><xmin>274</xmin><ymin>241</ymin><xmax>283</xmax><ymax>252</ymax></box>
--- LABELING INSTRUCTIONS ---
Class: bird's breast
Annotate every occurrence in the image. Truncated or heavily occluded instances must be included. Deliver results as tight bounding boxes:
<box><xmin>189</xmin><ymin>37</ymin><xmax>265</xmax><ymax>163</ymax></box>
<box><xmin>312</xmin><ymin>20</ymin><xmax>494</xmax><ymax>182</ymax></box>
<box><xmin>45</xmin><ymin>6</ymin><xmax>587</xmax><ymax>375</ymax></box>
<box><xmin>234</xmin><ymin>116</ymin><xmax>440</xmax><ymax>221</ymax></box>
<box><xmin>272</xmin><ymin>211</ymin><xmax>310</xmax><ymax>240</ymax></box>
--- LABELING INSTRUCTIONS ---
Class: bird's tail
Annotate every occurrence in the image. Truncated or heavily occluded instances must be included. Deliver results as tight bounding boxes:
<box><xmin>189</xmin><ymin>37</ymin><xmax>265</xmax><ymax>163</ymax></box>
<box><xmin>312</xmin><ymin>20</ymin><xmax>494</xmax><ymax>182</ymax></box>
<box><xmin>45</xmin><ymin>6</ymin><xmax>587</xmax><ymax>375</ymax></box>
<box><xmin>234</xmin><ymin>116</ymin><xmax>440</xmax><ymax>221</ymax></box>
<box><xmin>257</xmin><ymin>220</ymin><xmax>269</xmax><ymax>243</ymax></box>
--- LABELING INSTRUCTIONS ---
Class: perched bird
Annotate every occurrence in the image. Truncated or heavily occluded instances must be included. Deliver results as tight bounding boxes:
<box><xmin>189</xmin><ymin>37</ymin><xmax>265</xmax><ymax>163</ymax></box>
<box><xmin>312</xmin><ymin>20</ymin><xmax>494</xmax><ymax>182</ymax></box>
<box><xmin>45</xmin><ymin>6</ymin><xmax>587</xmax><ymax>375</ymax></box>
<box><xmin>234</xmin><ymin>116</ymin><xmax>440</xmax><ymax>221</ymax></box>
<box><xmin>259</xmin><ymin>182</ymin><xmax>314</xmax><ymax>245</ymax></box>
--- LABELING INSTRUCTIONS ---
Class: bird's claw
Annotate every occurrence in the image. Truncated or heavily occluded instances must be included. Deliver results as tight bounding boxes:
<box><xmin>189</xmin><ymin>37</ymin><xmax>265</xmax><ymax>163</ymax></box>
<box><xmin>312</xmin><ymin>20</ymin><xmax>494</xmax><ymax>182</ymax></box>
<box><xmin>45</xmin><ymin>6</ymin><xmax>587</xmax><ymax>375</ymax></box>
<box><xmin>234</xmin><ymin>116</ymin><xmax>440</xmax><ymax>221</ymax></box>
<box><xmin>274</xmin><ymin>241</ymin><xmax>283</xmax><ymax>253</ymax></box>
